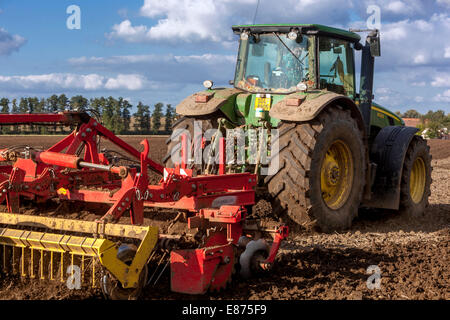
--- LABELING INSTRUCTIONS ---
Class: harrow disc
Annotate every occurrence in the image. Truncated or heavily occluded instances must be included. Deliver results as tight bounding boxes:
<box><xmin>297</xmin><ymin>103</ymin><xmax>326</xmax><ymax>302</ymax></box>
<box><xmin>239</xmin><ymin>238</ymin><xmax>269</xmax><ymax>279</ymax></box>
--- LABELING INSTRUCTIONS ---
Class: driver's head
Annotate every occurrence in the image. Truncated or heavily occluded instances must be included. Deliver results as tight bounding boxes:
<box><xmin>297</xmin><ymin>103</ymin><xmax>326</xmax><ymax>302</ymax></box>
<box><xmin>292</xmin><ymin>47</ymin><xmax>303</xmax><ymax>57</ymax></box>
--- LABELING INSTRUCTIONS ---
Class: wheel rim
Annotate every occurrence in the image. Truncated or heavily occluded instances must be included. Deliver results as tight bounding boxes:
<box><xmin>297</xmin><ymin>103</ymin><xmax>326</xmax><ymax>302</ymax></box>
<box><xmin>410</xmin><ymin>157</ymin><xmax>426</xmax><ymax>204</ymax></box>
<box><xmin>320</xmin><ymin>140</ymin><xmax>354</xmax><ymax>209</ymax></box>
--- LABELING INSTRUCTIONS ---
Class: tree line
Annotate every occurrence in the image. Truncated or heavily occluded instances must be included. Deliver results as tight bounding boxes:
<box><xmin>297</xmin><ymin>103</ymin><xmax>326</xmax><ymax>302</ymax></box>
<box><xmin>0</xmin><ymin>95</ymin><xmax>175</xmax><ymax>135</ymax></box>
<box><xmin>395</xmin><ymin>109</ymin><xmax>450</xmax><ymax>139</ymax></box>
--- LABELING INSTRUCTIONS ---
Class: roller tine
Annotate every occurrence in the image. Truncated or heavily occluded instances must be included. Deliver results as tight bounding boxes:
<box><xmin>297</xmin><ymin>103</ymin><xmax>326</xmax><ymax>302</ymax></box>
<box><xmin>21</xmin><ymin>247</ymin><xmax>26</xmax><ymax>277</ymax></box>
<box><xmin>71</xmin><ymin>253</ymin><xmax>74</xmax><ymax>279</ymax></box>
<box><xmin>2</xmin><ymin>244</ymin><xmax>10</xmax><ymax>273</ymax></box>
<box><xmin>1</xmin><ymin>245</ymin><xmax>8</xmax><ymax>274</ymax></box>
<box><xmin>30</xmin><ymin>248</ymin><xmax>35</xmax><ymax>279</ymax></box>
<box><xmin>11</xmin><ymin>247</ymin><xmax>18</xmax><ymax>275</ymax></box>
<box><xmin>60</xmin><ymin>252</ymin><xmax>64</xmax><ymax>283</ymax></box>
<box><xmin>11</xmin><ymin>246</ymin><xmax>17</xmax><ymax>275</ymax></box>
<box><xmin>50</xmin><ymin>251</ymin><xmax>54</xmax><ymax>281</ymax></box>
<box><xmin>92</xmin><ymin>258</ymin><xmax>96</xmax><ymax>288</ymax></box>
<box><xmin>40</xmin><ymin>250</ymin><xmax>44</xmax><ymax>280</ymax></box>
<box><xmin>81</xmin><ymin>255</ymin><xmax>85</xmax><ymax>284</ymax></box>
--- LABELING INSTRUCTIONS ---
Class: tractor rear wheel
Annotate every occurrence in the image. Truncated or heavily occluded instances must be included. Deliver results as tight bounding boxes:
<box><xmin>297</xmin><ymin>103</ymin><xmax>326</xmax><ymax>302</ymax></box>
<box><xmin>399</xmin><ymin>136</ymin><xmax>432</xmax><ymax>218</ymax></box>
<box><xmin>265</xmin><ymin>105</ymin><xmax>365</xmax><ymax>232</ymax></box>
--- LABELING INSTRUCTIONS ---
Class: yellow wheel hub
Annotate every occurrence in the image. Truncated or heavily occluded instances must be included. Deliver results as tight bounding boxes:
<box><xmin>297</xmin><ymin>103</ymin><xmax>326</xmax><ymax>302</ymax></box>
<box><xmin>320</xmin><ymin>140</ymin><xmax>354</xmax><ymax>209</ymax></box>
<box><xmin>409</xmin><ymin>157</ymin><xmax>426</xmax><ymax>204</ymax></box>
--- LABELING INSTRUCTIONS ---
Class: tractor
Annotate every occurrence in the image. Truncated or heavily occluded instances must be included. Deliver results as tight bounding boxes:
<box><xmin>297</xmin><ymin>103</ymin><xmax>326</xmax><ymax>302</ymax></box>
<box><xmin>165</xmin><ymin>24</ymin><xmax>432</xmax><ymax>232</ymax></box>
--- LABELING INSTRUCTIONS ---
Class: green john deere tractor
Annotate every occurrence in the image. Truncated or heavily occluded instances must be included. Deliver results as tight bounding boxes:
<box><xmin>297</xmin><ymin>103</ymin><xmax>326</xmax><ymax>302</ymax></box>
<box><xmin>165</xmin><ymin>24</ymin><xmax>432</xmax><ymax>232</ymax></box>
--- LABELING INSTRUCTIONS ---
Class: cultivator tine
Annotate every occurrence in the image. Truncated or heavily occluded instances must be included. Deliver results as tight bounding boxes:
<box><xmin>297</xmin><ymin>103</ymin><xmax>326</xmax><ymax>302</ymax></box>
<box><xmin>153</xmin><ymin>260</ymin><xmax>170</xmax><ymax>287</ymax></box>
<box><xmin>147</xmin><ymin>251</ymin><xmax>167</xmax><ymax>286</ymax></box>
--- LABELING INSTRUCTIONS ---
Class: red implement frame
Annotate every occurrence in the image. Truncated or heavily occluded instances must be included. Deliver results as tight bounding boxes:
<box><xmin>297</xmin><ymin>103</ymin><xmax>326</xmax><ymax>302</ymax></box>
<box><xmin>0</xmin><ymin>112</ymin><xmax>287</xmax><ymax>294</ymax></box>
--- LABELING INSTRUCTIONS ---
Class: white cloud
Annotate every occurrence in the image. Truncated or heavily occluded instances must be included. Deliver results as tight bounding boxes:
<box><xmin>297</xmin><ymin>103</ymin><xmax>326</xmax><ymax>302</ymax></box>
<box><xmin>68</xmin><ymin>53</ymin><xmax>236</xmax><ymax>84</ymax></box>
<box><xmin>105</xmin><ymin>74</ymin><xmax>146</xmax><ymax>90</ymax></box>
<box><xmin>386</xmin><ymin>1</ymin><xmax>409</xmax><ymax>14</ymax></box>
<box><xmin>107</xmin><ymin>0</ymin><xmax>356</xmax><ymax>44</ymax></box>
<box><xmin>433</xmin><ymin>89</ymin><xmax>450</xmax><ymax>102</ymax></box>
<box><xmin>356</xmin><ymin>0</ymin><xmax>433</xmax><ymax>21</ymax></box>
<box><xmin>367</xmin><ymin>14</ymin><xmax>450</xmax><ymax>70</ymax></box>
<box><xmin>437</xmin><ymin>0</ymin><xmax>450</xmax><ymax>7</ymax></box>
<box><xmin>444</xmin><ymin>47</ymin><xmax>450</xmax><ymax>58</ymax></box>
<box><xmin>431</xmin><ymin>74</ymin><xmax>450</xmax><ymax>87</ymax></box>
<box><xmin>413</xmin><ymin>54</ymin><xmax>427</xmax><ymax>64</ymax></box>
<box><xmin>69</xmin><ymin>53</ymin><xmax>235</xmax><ymax>66</ymax></box>
<box><xmin>108</xmin><ymin>0</ymin><xmax>240</xmax><ymax>44</ymax></box>
<box><xmin>0</xmin><ymin>28</ymin><xmax>26</xmax><ymax>55</ymax></box>
<box><xmin>0</xmin><ymin>73</ymin><xmax>154</xmax><ymax>92</ymax></box>
<box><xmin>375</xmin><ymin>87</ymin><xmax>394</xmax><ymax>95</ymax></box>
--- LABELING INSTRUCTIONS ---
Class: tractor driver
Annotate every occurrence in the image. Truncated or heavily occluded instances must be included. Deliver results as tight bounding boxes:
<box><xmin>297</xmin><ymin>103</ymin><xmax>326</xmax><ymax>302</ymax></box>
<box><xmin>270</xmin><ymin>39</ymin><xmax>308</xmax><ymax>90</ymax></box>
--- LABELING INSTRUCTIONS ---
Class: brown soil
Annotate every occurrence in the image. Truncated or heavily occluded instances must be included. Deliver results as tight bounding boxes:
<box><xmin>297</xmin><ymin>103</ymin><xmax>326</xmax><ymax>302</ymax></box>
<box><xmin>0</xmin><ymin>135</ymin><xmax>448</xmax><ymax>300</ymax></box>
<box><xmin>428</xmin><ymin>139</ymin><xmax>450</xmax><ymax>160</ymax></box>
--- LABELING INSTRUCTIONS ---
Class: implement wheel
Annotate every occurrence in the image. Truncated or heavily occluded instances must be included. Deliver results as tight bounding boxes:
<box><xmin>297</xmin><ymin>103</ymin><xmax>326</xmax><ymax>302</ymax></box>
<box><xmin>399</xmin><ymin>136</ymin><xmax>432</xmax><ymax>217</ymax></box>
<box><xmin>265</xmin><ymin>105</ymin><xmax>365</xmax><ymax>232</ymax></box>
<box><xmin>101</xmin><ymin>244</ymin><xmax>148</xmax><ymax>300</ymax></box>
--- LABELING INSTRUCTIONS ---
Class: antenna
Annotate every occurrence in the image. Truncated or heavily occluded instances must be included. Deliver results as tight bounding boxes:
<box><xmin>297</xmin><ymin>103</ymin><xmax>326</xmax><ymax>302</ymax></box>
<box><xmin>252</xmin><ymin>0</ymin><xmax>260</xmax><ymax>24</ymax></box>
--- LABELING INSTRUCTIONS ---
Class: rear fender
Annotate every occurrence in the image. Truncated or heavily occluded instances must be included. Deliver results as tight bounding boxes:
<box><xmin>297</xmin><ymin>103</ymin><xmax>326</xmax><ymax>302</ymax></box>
<box><xmin>363</xmin><ymin>126</ymin><xmax>419</xmax><ymax>210</ymax></box>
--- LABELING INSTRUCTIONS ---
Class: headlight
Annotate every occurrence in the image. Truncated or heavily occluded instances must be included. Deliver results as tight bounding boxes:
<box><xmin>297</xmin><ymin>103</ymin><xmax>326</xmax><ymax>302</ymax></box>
<box><xmin>203</xmin><ymin>80</ymin><xmax>213</xmax><ymax>89</ymax></box>
<box><xmin>240</xmin><ymin>31</ymin><xmax>249</xmax><ymax>40</ymax></box>
<box><xmin>288</xmin><ymin>30</ymin><xmax>298</xmax><ymax>41</ymax></box>
<box><xmin>296</xmin><ymin>82</ymin><xmax>307</xmax><ymax>91</ymax></box>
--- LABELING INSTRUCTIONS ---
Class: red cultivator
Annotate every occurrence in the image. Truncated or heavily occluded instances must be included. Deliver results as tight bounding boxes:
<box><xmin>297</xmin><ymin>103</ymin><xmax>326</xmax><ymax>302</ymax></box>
<box><xmin>0</xmin><ymin>112</ymin><xmax>287</xmax><ymax>299</ymax></box>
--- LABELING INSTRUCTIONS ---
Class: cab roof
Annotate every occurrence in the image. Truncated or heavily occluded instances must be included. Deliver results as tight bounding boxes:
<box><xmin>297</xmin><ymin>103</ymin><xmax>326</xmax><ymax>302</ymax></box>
<box><xmin>231</xmin><ymin>24</ymin><xmax>361</xmax><ymax>43</ymax></box>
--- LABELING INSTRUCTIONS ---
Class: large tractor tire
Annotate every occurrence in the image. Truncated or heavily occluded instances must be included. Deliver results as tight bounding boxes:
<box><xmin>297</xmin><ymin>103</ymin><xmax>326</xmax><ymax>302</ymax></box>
<box><xmin>163</xmin><ymin>115</ymin><xmax>219</xmax><ymax>172</ymax></box>
<box><xmin>265</xmin><ymin>105</ymin><xmax>366</xmax><ymax>232</ymax></box>
<box><xmin>399</xmin><ymin>136</ymin><xmax>432</xmax><ymax>218</ymax></box>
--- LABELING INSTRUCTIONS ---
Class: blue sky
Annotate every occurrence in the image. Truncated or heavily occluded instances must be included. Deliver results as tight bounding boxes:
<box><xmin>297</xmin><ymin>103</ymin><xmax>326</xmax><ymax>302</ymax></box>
<box><xmin>0</xmin><ymin>0</ymin><xmax>450</xmax><ymax>113</ymax></box>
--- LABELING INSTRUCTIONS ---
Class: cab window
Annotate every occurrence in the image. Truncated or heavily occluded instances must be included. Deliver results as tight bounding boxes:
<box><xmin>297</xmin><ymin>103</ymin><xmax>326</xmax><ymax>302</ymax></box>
<box><xmin>318</xmin><ymin>37</ymin><xmax>355</xmax><ymax>97</ymax></box>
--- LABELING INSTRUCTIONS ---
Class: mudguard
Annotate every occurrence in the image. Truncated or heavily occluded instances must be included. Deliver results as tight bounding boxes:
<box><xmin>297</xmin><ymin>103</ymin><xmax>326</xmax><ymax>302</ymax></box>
<box><xmin>364</xmin><ymin>125</ymin><xmax>419</xmax><ymax>210</ymax></box>
<box><xmin>176</xmin><ymin>88</ymin><xmax>242</xmax><ymax>117</ymax></box>
<box><xmin>269</xmin><ymin>91</ymin><xmax>365</xmax><ymax>132</ymax></box>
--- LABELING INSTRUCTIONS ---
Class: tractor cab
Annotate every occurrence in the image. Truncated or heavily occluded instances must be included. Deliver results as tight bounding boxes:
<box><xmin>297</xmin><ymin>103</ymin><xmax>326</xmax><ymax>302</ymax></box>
<box><xmin>232</xmin><ymin>24</ymin><xmax>359</xmax><ymax>98</ymax></box>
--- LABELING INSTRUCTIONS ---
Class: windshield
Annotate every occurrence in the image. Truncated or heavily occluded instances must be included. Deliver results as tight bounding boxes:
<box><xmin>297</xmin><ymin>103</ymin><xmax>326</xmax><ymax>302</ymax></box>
<box><xmin>234</xmin><ymin>33</ymin><xmax>314</xmax><ymax>93</ymax></box>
